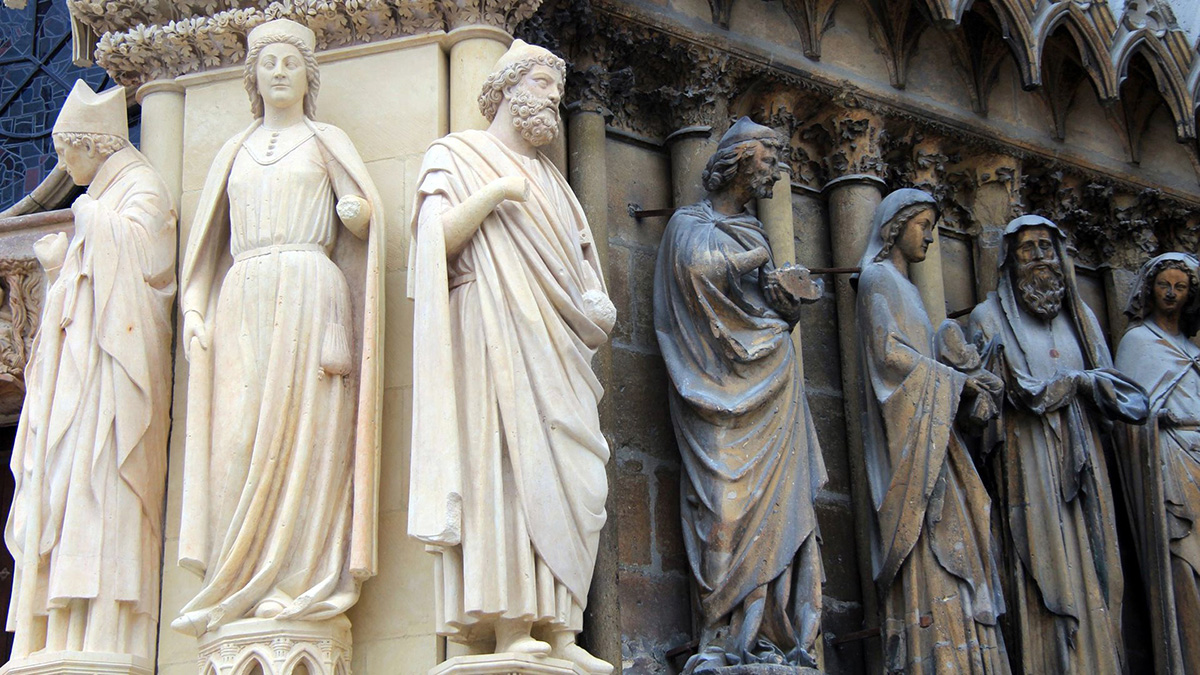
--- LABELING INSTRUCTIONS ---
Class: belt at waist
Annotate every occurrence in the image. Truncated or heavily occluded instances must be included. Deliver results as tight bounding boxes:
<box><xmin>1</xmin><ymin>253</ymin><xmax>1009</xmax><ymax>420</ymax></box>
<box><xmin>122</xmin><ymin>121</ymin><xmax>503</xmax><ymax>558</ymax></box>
<box><xmin>234</xmin><ymin>243</ymin><xmax>326</xmax><ymax>262</ymax></box>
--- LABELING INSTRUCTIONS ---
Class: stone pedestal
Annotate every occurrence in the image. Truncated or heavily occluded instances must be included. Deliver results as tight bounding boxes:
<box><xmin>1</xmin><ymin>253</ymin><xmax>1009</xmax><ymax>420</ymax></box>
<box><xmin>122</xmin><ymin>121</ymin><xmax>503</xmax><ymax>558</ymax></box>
<box><xmin>431</xmin><ymin>654</ymin><xmax>586</xmax><ymax>674</ymax></box>
<box><xmin>0</xmin><ymin>651</ymin><xmax>153</xmax><ymax>675</ymax></box>
<box><xmin>195</xmin><ymin>617</ymin><xmax>352</xmax><ymax>675</ymax></box>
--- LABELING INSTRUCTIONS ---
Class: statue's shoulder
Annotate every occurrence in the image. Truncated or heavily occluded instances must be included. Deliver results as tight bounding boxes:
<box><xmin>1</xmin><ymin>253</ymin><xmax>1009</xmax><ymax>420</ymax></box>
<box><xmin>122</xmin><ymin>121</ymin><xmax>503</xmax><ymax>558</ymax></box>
<box><xmin>967</xmin><ymin>293</ymin><xmax>1003</xmax><ymax>332</ymax></box>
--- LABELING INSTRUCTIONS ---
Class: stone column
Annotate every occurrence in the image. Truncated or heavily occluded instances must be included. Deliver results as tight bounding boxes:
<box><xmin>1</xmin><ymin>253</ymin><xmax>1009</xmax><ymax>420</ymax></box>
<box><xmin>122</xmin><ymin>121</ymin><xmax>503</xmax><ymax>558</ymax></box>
<box><xmin>666</xmin><ymin>125</ymin><xmax>717</xmax><ymax>207</ymax></box>
<box><xmin>907</xmin><ymin>139</ymin><xmax>948</xmax><ymax>324</ymax></box>
<box><xmin>135</xmin><ymin>79</ymin><xmax>185</xmax><ymax>205</ymax></box>
<box><xmin>757</xmin><ymin>167</ymin><xmax>807</xmax><ymax>376</ymax></box>
<box><xmin>1104</xmin><ymin>265</ymin><xmax>1136</xmax><ymax>341</ymax></box>
<box><xmin>445</xmin><ymin>25</ymin><xmax>511</xmax><ymax>132</ymax></box>
<box><xmin>967</xmin><ymin>154</ymin><xmax>1022</xmax><ymax>300</ymax></box>
<box><xmin>566</xmin><ymin>97</ymin><xmax>620</xmax><ymax>672</ymax></box>
<box><xmin>822</xmin><ymin>108</ymin><xmax>887</xmax><ymax>670</ymax></box>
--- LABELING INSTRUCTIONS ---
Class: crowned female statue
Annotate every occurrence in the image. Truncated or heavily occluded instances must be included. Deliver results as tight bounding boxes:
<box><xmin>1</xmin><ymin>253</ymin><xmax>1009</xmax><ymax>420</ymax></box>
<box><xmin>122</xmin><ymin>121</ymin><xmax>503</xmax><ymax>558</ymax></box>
<box><xmin>172</xmin><ymin>17</ymin><xmax>384</xmax><ymax>646</ymax></box>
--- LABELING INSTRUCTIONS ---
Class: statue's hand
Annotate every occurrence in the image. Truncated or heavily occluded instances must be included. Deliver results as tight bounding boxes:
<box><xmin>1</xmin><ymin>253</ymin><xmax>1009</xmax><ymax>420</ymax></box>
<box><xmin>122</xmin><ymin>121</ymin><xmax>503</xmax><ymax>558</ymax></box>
<box><xmin>336</xmin><ymin>195</ymin><xmax>371</xmax><ymax>233</ymax></box>
<box><xmin>494</xmin><ymin>176</ymin><xmax>529</xmax><ymax>203</ymax></box>
<box><xmin>183</xmin><ymin>310</ymin><xmax>208</xmax><ymax>362</ymax></box>
<box><xmin>33</xmin><ymin>232</ymin><xmax>69</xmax><ymax>272</ymax></box>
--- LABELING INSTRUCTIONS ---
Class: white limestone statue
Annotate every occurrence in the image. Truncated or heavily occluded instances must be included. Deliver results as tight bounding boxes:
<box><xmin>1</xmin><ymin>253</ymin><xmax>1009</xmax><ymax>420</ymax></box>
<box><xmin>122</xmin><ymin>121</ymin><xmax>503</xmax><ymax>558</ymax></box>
<box><xmin>173</xmin><ymin>18</ymin><xmax>384</xmax><ymax>644</ymax></box>
<box><xmin>3</xmin><ymin>81</ymin><xmax>175</xmax><ymax>673</ymax></box>
<box><xmin>407</xmin><ymin>39</ymin><xmax>615</xmax><ymax>674</ymax></box>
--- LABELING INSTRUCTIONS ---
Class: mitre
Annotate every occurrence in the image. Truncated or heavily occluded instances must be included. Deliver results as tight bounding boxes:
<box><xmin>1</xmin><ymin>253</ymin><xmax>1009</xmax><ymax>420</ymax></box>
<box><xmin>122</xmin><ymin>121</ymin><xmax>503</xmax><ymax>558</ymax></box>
<box><xmin>52</xmin><ymin>81</ymin><xmax>127</xmax><ymax>138</ymax></box>
<box><xmin>716</xmin><ymin>116</ymin><xmax>778</xmax><ymax>151</ymax></box>
<box><xmin>492</xmin><ymin>38</ymin><xmax>563</xmax><ymax>74</ymax></box>
<box><xmin>248</xmin><ymin>18</ymin><xmax>316</xmax><ymax>53</ymax></box>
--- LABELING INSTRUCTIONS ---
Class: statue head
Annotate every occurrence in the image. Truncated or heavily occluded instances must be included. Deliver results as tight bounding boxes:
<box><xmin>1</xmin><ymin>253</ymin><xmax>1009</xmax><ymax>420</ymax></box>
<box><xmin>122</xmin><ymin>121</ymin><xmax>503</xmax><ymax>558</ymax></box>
<box><xmin>244</xmin><ymin>19</ymin><xmax>320</xmax><ymax>119</ymax></box>
<box><xmin>1001</xmin><ymin>215</ymin><xmax>1069</xmax><ymax>321</ymax></box>
<box><xmin>1124</xmin><ymin>252</ymin><xmax>1200</xmax><ymax>336</ymax></box>
<box><xmin>52</xmin><ymin>81</ymin><xmax>129</xmax><ymax>186</ymax></box>
<box><xmin>479</xmin><ymin>39</ymin><xmax>566</xmax><ymax>147</ymax></box>
<box><xmin>701</xmin><ymin>117</ymin><xmax>784</xmax><ymax>201</ymax></box>
<box><xmin>867</xmin><ymin>188</ymin><xmax>939</xmax><ymax>265</ymax></box>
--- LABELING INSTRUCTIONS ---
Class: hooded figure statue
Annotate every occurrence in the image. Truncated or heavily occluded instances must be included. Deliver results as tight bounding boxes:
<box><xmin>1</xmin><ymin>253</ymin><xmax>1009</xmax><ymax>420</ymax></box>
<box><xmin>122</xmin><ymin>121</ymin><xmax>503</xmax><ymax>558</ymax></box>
<box><xmin>857</xmin><ymin>188</ymin><xmax>1010</xmax><ymax>674</ymax></box>
<box><xmin>1115</xmin><ymin>252</ymin><xmax>1200</xmax><ymax>674</ymax></box>
<box><xmin>967</xmin><ymin>215</ymin><xmax>1147</xmax><ymax>675</ymax></box>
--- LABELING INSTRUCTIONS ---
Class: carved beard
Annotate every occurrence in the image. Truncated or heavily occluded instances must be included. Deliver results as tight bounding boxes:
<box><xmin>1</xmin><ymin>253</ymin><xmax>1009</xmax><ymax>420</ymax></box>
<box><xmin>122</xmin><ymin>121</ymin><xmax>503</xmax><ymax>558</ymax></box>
<box><xmin>749</xmin><ymin>167</ymin><xmax>777</xmax><ymax>200</ymax></box>
<box><xmin>1015</xmin><ymin>259</ymin><xmax>1066</xmax><ymax>320</ymax></box>
<box><xmin>508</xmin><ymin>89</ymin><xmax>559</xmax><ymax>147</ymax></box>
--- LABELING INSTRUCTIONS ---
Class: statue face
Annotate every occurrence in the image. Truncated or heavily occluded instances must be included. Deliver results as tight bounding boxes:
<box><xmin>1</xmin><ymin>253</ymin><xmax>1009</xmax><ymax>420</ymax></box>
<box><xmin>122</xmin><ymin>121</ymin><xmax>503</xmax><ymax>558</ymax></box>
<box><xmin>746</xmin><ymin>142</ymin><xmax>781</xmax><ymax>200</ymax></box>
<box><xmin>896</xmin><ymin>208</ymin><xmax>936</xmax><ymax>263</ymax></box>
<box><xmin>505</xmin><ymin>64</ymin><xmax>563</xmax><ymax>147</ymax></box>
<box><xmin>1153</xmin><ymin>267</ymin><xmax>1190</xmax><ymax>318</ymax></box>
<box><xmin>53</xmin><ymin>136</ymin><xmax>104</xmax><ymax>186</ymax></box>
<box><xmin>256</xmin><ymin>42</ymin><xmax>307</xmax><ymax>113</ymax></box>
<box><xmin>1011</xmin><ymin>226</ymin><xmax>1057</xmax><ymax>266</ymax></box>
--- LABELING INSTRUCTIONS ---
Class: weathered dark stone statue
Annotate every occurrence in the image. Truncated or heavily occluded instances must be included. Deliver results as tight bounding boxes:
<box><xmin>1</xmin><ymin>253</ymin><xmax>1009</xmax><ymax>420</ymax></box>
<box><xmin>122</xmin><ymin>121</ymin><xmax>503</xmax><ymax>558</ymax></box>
<box><xmin>1115</xmin><ymin>252</ymin><xmax>1200</xmax><ymax>674</ymax></box>
<box><xmin>856</xmin><ymin>188</ymin><xmax>1010</xmax><ymax>674</ymax></box>
<box><xmin>653</xmin><ymin>117</ymin><xmax>826</xmax><ymax>674</ymax></box>
<box><xmin>966</xmin><ymin>215</ymin><xmax>1149</xmax><ymax>675</ymax></box>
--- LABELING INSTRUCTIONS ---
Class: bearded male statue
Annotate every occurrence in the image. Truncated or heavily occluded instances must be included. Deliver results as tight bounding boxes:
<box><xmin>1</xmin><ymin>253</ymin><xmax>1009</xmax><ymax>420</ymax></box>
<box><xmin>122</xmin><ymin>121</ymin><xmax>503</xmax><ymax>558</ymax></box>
<box><xmin>654</xmin><ymin>117</ymin><xmax>826</xmax><ymax>674</ymax></box>
<box><xmin>407</xmin><ymin>39</ymin><xmax>616</xmax><ymax>674</ymax></box>
<box><xmin>966</xmin><ymin>215</ymin><xmax>1148</xmax><ymax>675</ymax></box>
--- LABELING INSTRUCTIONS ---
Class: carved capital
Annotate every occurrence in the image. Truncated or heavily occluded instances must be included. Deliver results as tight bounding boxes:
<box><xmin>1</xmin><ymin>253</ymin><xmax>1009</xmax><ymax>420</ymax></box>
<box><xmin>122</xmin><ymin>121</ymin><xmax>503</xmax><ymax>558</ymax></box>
<box><xmin>823</xmin><ymin>107</ymin><xmax>886</xmax><ymax>181</ymax></box>
<box><xmin>0</xmin><ymin>257</ymin><xmax>45</xmax><ymax>425</ymax></box>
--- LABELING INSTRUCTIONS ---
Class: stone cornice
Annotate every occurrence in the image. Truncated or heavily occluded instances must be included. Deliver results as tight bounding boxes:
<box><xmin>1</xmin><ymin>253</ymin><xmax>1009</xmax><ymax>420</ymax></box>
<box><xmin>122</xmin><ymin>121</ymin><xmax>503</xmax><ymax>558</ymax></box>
<box><xmin>73</xmin><ymin>0</ymin><xmax>539</xmax><ymax>87</ymax></box>
<box><xmin>574</xmin><ymin>0</ymin><xmax>1200</xmax><ymax>208</ymax></box>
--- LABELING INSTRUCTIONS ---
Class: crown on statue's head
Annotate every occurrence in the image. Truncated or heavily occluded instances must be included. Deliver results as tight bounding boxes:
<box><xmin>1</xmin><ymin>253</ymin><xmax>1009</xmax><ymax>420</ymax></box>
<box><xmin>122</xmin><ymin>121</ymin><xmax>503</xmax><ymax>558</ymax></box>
<box><xmin>248</xmin><ymin>18</ymin><xmax>316</xmax><ymax>53</ymax></box>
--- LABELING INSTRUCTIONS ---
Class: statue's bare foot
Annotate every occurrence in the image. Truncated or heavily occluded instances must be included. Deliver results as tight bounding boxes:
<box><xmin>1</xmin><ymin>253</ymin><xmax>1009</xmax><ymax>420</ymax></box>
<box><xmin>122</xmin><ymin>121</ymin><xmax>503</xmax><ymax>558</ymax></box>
<box><xmin>549</xmin><ymin>631</ymin><xmax>612</xmax><ymax>675</ymax></box>
<box><xmin>495</xmin><ymin>619</ymin><xmax>551</xmax><ymax>656</ymax></box>
<box><xmin>556</xmin><ymin>642</ymin><xmax>613</xmax><ymax>674</ymax></box>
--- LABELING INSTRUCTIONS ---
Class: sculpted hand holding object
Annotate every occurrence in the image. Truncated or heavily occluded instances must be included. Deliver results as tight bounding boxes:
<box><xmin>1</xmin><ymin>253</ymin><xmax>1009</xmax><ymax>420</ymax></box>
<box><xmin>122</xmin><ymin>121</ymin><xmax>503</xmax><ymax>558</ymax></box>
<box><xmin>407</xmin><ymin>39</ymin><xmax>614</xmax><ymax>674</ymax></box>
<box><xmin>653</xmin><ymin>117</ymin><xmax>827</xmax><ymax>673</ymax></box>
<box><xmin>4</xmin><ymin>81</ymin><xmax>175</xmax><ymax>672</ymax></box>
<box><xmin>173</xmin><ymin>18</ymin><xmax>384</xmax><ymax>644</ymax></box>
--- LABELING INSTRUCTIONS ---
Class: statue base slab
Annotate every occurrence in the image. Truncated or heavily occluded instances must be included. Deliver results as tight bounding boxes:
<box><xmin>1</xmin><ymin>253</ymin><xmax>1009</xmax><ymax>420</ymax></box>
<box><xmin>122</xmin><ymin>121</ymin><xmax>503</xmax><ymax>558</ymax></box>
<box><xmin>430</xmin><ymin>653</ymin><xmax>588</xmax><ymax>674</ymax></box>
<box><xmin>0</xmin><ymin>651</ymin><xmax>154</xmax><ymax>675</ymax></box>
<box><xmin>702</xmin><ymin>666</ymin><xmax>823</xmax><ymax>674</ymax></box>
<box><xmin>196</xmin><ymin>616</ymin><xmax>352</xmax><ymax>675</ymax></box>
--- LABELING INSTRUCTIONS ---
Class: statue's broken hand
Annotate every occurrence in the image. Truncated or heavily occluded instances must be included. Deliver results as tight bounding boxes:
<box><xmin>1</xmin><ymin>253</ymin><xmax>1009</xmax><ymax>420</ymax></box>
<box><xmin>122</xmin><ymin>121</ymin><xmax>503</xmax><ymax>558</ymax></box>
<box><xmin>33</xmin><ymin>232</ymin><xmax>69</xmax><ymax>273</ymax></box>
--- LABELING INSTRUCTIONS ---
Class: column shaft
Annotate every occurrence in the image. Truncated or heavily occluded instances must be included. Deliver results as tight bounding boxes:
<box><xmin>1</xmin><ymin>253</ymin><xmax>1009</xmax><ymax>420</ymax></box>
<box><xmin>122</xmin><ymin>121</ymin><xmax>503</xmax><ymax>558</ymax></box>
<box><xmin>567</xmin><ymin>107</ymin><xmax>619</xmax><ymax>672</ymax></box>
<box><xmin>826</xmin><ymin>175</ymin><xmax>885</xmax><ymax>667</ymax></box>
<box><xmin>446</xmin><ymin>27</ymin><xmax>511</xmax><ymax>133</ymax></box>
<box><xmin>135</xmin><ymin>80</ymin><xmax>185</xmax><ymax>206</ymax></box>
<box><xmin>910</xmin><ymin>232</ymin><xmax>947</xmax><ymax>323</ymax></box>
<box><xmin>666</xmin><ymin>126</ymin><xmax>716</xmax><ymax>208</ymax></box>
<box><xmin>758</xmin><ymin>170</ymin><xmax>807</xmax><ymax>377</ymax></box>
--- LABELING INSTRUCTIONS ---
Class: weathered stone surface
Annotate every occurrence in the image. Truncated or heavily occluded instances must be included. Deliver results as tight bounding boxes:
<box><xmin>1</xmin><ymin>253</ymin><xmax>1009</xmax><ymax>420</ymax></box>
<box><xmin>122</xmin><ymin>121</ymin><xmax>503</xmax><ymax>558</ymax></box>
<box><xmin>653</xmin><ymin>465</ymin><xmax>686</xmax><ymax>573</ymax></box>
<box><xmin>701</xmin><ymin>666</ymin><xmax>823</xmax><ymax>675</ymax></box>
<box><xmin>617</xmin><ymin>460</ymin><xmax>652</xmax><ymax>567</ymax></box>
<box><xmin>609</xmin><ymin>348</ymin><xmax>675</xmax><ymax>460</ymax></box>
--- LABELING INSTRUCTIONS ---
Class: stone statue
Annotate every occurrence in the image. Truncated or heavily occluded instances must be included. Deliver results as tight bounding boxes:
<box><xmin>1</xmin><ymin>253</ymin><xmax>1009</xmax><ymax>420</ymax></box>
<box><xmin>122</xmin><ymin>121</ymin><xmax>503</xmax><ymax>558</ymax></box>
<box><xmin>3</xmin><ymin>81</ymin><xmax>175</xmax><ymax>672</ymax></box>
<box><xmin>1114</xmin><ymin>252</ymin><xmax>1200</xmax><ymax>673</ymax></box>
<box><xmin>406</xmin><ymin>39</ymin><xmax>615</xmax><ymax>674</ymax></box>
<box><xmin>652</xmin><ymin>117</ymin><xmax>826</xmax><ymax>673</ymax></box>
<box><xmin>966</xmin><ymin>215</ymin><xmax>1148</xmax><ymax>675</ymax></box>
<box><xmin>856</xmin><ymin>188</ymin><xmax>1009</xmax><ymax>674</ymax></box>
<box><xmin>173</xmin><ymin>17</ymin><xmax>384</xmax><ymax>651</ymax></box>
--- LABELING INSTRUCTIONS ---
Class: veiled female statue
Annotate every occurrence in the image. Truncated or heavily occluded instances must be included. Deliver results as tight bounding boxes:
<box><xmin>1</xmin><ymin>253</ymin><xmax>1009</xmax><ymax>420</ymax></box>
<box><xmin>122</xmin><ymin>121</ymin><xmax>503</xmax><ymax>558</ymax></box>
<box><xmin>172</xmin><ymin>18</ymin><xmax>384</xmax><ymax>637</ymax></box>
<box><xmin>1115</xmin><ymin>252</ymin><xmax>1200</xmax><ymax>673</ymax></box>
<box><xmin>857</xmin><ymin>188</ymin><xmax>1010</xmax><ymax>674</ymax></box>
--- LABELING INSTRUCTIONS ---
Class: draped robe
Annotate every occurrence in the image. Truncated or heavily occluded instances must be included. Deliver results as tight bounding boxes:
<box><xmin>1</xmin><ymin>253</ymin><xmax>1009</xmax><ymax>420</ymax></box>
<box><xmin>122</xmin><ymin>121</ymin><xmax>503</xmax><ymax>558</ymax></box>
<box><xmin>653</xmin><ymin>200</ymin><xmax>826</xmax><ymax>665</ymax></box>
<box><xmin>1116</xmin><ymin>320</ymin><xmax>1200</xmax><ymax>673</ymax></box>
<box><xmin>5</xmin><ymin>147</ymin><xmax>175</xmax><ymax>658</ymax></box>
<box><xmin>858</xmin><ymin>260</ymin><xmax>1008</xmax><ymax>674</ymax></box>
<box><xmin>407</xmin><ymin>130</ymin><xmax>610</xmax><ymax>641</ymax></box>
<box><xmin>968</xmin><ymin>279</ymin><xmax>1146</xmax><ymax>675</ymax></box>
<box><xmin>175</xmin><ymin>120</ymin><xmax>384</xmax><ymax>636</ymax></box>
